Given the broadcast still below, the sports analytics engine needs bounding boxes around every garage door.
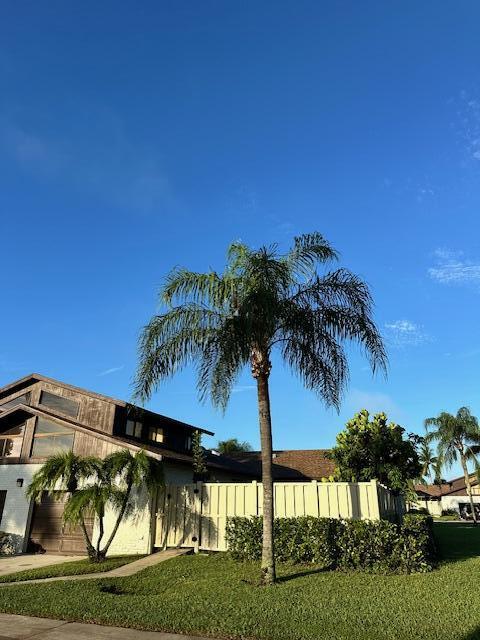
[29,492,94,554]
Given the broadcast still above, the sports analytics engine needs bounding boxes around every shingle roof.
[415,474,479,498]
[227,449,335,481]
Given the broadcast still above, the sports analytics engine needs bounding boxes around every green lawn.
[0,555,143,583]
[0,524,478,640]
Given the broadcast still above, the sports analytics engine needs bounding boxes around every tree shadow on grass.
[459,626,480,639]
[275,566,329,583]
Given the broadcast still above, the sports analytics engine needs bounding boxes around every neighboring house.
[0,373,254,555]
[226,449,336,481]
[414,475,480,516]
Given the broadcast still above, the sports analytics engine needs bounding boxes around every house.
[0,373,255,555]
[226,449,336,481]
[414,475,480,516]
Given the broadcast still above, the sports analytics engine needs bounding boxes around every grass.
[0,524,478,640]
[0,555,143,583]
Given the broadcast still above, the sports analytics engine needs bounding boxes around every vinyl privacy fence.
[154,480,404,552]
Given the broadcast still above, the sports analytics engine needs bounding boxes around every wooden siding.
[73,431,126,458]
[31,382,115,434]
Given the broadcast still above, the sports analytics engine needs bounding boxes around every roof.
[415,473,479,498]
[0,373,213,436]
[227,449,336,481]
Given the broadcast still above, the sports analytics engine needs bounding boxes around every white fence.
[155,480,403,552]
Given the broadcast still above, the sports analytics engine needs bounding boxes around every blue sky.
[1,2,480,475]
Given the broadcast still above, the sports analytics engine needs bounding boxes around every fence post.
[311,480,319,517]
[193,481,203,553]
[370,479,381,520]
[252,480,258,516]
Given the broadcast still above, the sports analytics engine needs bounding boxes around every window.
[0,392,31,412]
[185,435,192,451]
[0,423,25,458]
[149,427,164,444]
[126,420,142,438]
[0,491,6,528]
[39,391,79,418]
[31,417,74,458]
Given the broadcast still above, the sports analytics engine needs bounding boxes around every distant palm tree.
[217,438,253,454]
[425,407,480,524]
[134,232,386,584]
[415,440,439,511]
[27,451,100,557]
[418,441,438,484]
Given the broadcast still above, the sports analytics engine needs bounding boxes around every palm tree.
[134,232,387,583]
[63,449,163,561]
[417,440,438,484]
[425,407,480,524]
[27,451,101,557]
[415,440,439,511]
[217,438,253,454]
[28,449,163,561]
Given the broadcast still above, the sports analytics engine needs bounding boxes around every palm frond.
[284,232,339,278]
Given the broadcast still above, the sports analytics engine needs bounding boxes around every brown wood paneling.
[38,383,115,435]
[29,492,93,555]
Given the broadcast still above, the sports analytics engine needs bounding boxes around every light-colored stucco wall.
[412,499,443,516]
[92,487,155,557]
[91,464,195,557]
[0,464,42,552]
[441,495,480,512]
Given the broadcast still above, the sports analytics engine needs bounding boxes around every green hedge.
[225,514,436,574]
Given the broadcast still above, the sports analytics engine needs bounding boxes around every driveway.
[0,614,208,639]
[0,554,84,577]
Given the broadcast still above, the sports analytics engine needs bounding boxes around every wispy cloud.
[384,320,430,348]
[232,384,256,394]
[428,248,480,285]
[98,365,124,377]
[453,90,480,164]
[345,389,403,420]
[0,110,176,214]
[0,119,67,177]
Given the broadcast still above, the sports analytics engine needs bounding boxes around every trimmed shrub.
[225,514,436,574]
[336,519,398,572]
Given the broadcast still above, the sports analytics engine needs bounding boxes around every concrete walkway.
[0,549,189,587]
[0,554,85,577]
[0,613,209,639]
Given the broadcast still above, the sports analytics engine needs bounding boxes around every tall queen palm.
[134,233,387,584]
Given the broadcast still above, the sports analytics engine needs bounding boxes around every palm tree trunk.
[460,454,477,525]
[95,512,105,559]
[80,519,95,559]
[256,372,276,585]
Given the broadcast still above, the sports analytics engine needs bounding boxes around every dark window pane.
[31,417,74,458]
[31,434,74,458]
[126,420,135,436]
[0,423,25,437]
[39,391,79,418]
[0,393,31,411]
[35,417,73,435]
